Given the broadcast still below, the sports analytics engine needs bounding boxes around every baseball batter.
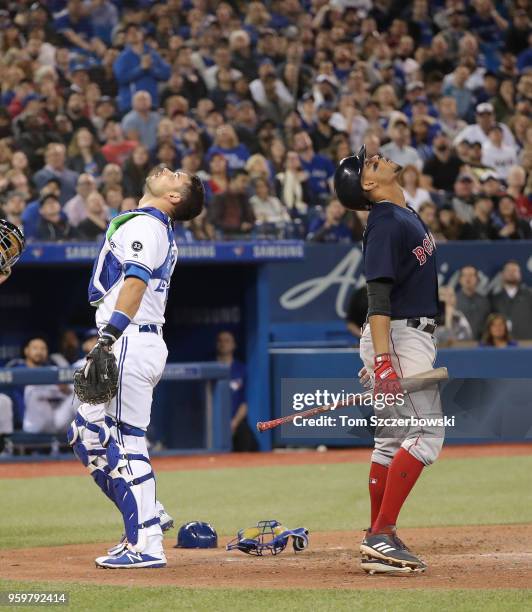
[68,167,204,568]
[335,147,443,574]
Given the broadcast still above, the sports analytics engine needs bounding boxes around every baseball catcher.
[0,219,25,285]
[69,167,204,569]
[334,147,443,574]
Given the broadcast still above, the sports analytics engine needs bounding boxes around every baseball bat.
[256,367,448,433]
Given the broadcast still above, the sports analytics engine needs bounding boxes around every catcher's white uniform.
[88,207,177,428]
[69,207,177,562]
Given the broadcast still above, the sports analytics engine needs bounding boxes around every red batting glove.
[373,353,403,398]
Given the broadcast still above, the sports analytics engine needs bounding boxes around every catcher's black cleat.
[360,530,427,573]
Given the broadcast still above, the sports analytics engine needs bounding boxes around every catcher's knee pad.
[402,435,444,466]
[67,409,104,467]
[67,410,116,504]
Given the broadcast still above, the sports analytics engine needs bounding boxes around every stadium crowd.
[0,0,529,243]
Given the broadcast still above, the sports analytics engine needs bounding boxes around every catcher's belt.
[0,219,25,272]
[226,520,309,555]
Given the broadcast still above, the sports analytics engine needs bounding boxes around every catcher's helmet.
[175,521,218,549]
[0,219,25,272]
[334,145,372,211]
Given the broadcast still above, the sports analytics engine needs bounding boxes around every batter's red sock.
[372,448,424,534]
[368,462,388,528]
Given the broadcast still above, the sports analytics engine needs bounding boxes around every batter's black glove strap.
[74,340,119,405]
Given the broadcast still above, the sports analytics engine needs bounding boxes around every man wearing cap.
[451,174,477,223]
[479,172,504,199]
[311,103,341,153]
[381,114,422,170]
[454,102,516,148]
[35,193,76,241]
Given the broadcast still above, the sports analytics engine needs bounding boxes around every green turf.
[0,582,530,612]
[1,455,531,550]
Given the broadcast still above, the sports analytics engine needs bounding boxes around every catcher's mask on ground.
[0,219,25,272]
[226,520,309,555]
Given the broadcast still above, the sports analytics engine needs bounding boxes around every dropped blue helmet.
[175,521,218,549]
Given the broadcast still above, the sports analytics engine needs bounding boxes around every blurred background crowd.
[0,0,530,244]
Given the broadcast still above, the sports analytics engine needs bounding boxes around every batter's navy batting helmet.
[334,145,371,211]
[0,219,25,272]
[175,521,218,548]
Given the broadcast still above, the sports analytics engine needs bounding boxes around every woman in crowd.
[268,138,286,175]
[493,194,531,240]
[249,177,290,225]
[506,165,532,219]
[400,164,432,212]
[275,150,311,217]
[245,154,272,185]
[67,128,107,177]
[207,152,230,197]
[480,314,517,348]
[122,145,151,199]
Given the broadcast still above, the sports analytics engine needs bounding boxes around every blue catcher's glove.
[226,520,309,556]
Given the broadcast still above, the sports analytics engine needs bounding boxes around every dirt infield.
[1,443,531,479]
[1,525,531,590]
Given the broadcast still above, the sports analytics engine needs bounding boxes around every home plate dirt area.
[1,525,531,590]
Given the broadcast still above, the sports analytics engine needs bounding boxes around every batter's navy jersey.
[363,201,439,318]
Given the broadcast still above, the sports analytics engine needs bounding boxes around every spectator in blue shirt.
[113,23,171,113]
[293,130,335,206]
[206,124,250,173]
[307,198,352,243]
[54,0,94,53]
[215,331,258,452]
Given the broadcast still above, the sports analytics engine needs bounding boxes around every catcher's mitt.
[74,341,119,404]
[0,219,25,273]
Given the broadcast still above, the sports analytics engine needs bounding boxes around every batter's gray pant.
[360,320,444,467]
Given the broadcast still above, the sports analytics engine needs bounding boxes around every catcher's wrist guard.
[100,324,121,345]
[102,311,131,343]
